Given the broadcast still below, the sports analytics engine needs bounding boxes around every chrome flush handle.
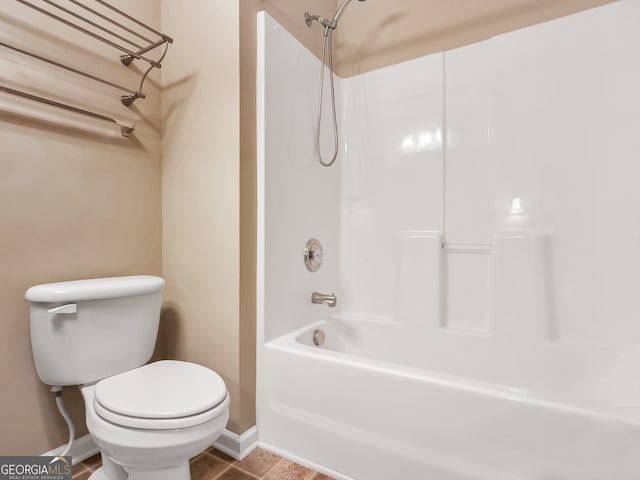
[48,304,77,314]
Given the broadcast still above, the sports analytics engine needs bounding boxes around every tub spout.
[311,292,337,308]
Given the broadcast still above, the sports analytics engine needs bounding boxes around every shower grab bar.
[0,84,135,137]
[442,243,492,254]
[0,42,143,97]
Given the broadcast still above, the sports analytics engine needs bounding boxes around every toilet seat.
[94,393,229,430]
[94,360,228,430]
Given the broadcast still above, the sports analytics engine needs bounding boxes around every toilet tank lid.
[25,275,165,303]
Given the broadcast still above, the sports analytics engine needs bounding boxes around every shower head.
[305,0,365,30]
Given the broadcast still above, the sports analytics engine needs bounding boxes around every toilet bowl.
[82,361,229,480]
[25,276,230,480]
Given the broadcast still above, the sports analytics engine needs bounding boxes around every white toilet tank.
[26,275,165,386]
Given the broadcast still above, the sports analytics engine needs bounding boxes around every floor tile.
[209,448,237,463]
[235,448,282,477]
[309,474,335,480]
[80,453,102,472]
[72,470,92,480]
[264,459,314,480]
[72,463,87,477]
[72,447,326,480]
[190,452,230,480]
[215,467,259,480]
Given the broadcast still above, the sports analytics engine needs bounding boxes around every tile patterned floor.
[72,447,334,480]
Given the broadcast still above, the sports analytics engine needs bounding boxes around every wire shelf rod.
[0,42,142,96]
[16,0,161,67]
[94,0,170,42]
[41,0,143,50]
[67,0,155,45]
[0,84,135,136]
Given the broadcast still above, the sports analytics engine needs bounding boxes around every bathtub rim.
[266,319,640,429]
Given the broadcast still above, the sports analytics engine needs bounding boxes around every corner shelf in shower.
[1,0,173,137]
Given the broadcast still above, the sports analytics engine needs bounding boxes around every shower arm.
[304,0,364,30]
[304,13,336,30]
[304,0,360,30]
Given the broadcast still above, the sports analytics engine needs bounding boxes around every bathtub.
[257,318,640,480]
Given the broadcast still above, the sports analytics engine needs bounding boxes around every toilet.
[26,275,229,480]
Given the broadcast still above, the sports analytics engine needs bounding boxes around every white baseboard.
[42,427,259,466]
[212,426,259,461]
[42,433,99,465]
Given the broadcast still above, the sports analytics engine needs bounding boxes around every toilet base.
[88,467,109,480]
[89,462,190,480]
[128,462,190,480]
[88,454,126,480]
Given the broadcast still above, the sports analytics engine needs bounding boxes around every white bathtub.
[258,318,640,480]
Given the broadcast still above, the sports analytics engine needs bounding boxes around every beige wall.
[0,1,162,455]
[160,1,245,432]
[335,0,616,76]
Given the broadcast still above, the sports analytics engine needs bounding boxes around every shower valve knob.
[304,239,324,272]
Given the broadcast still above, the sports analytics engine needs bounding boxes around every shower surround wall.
[258,1,640,479]
[258,13,341,343]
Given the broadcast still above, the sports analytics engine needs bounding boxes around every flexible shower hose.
[314,26,339,167]
[52,386,75,457]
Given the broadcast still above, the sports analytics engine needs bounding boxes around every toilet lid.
[94,360,227,420]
